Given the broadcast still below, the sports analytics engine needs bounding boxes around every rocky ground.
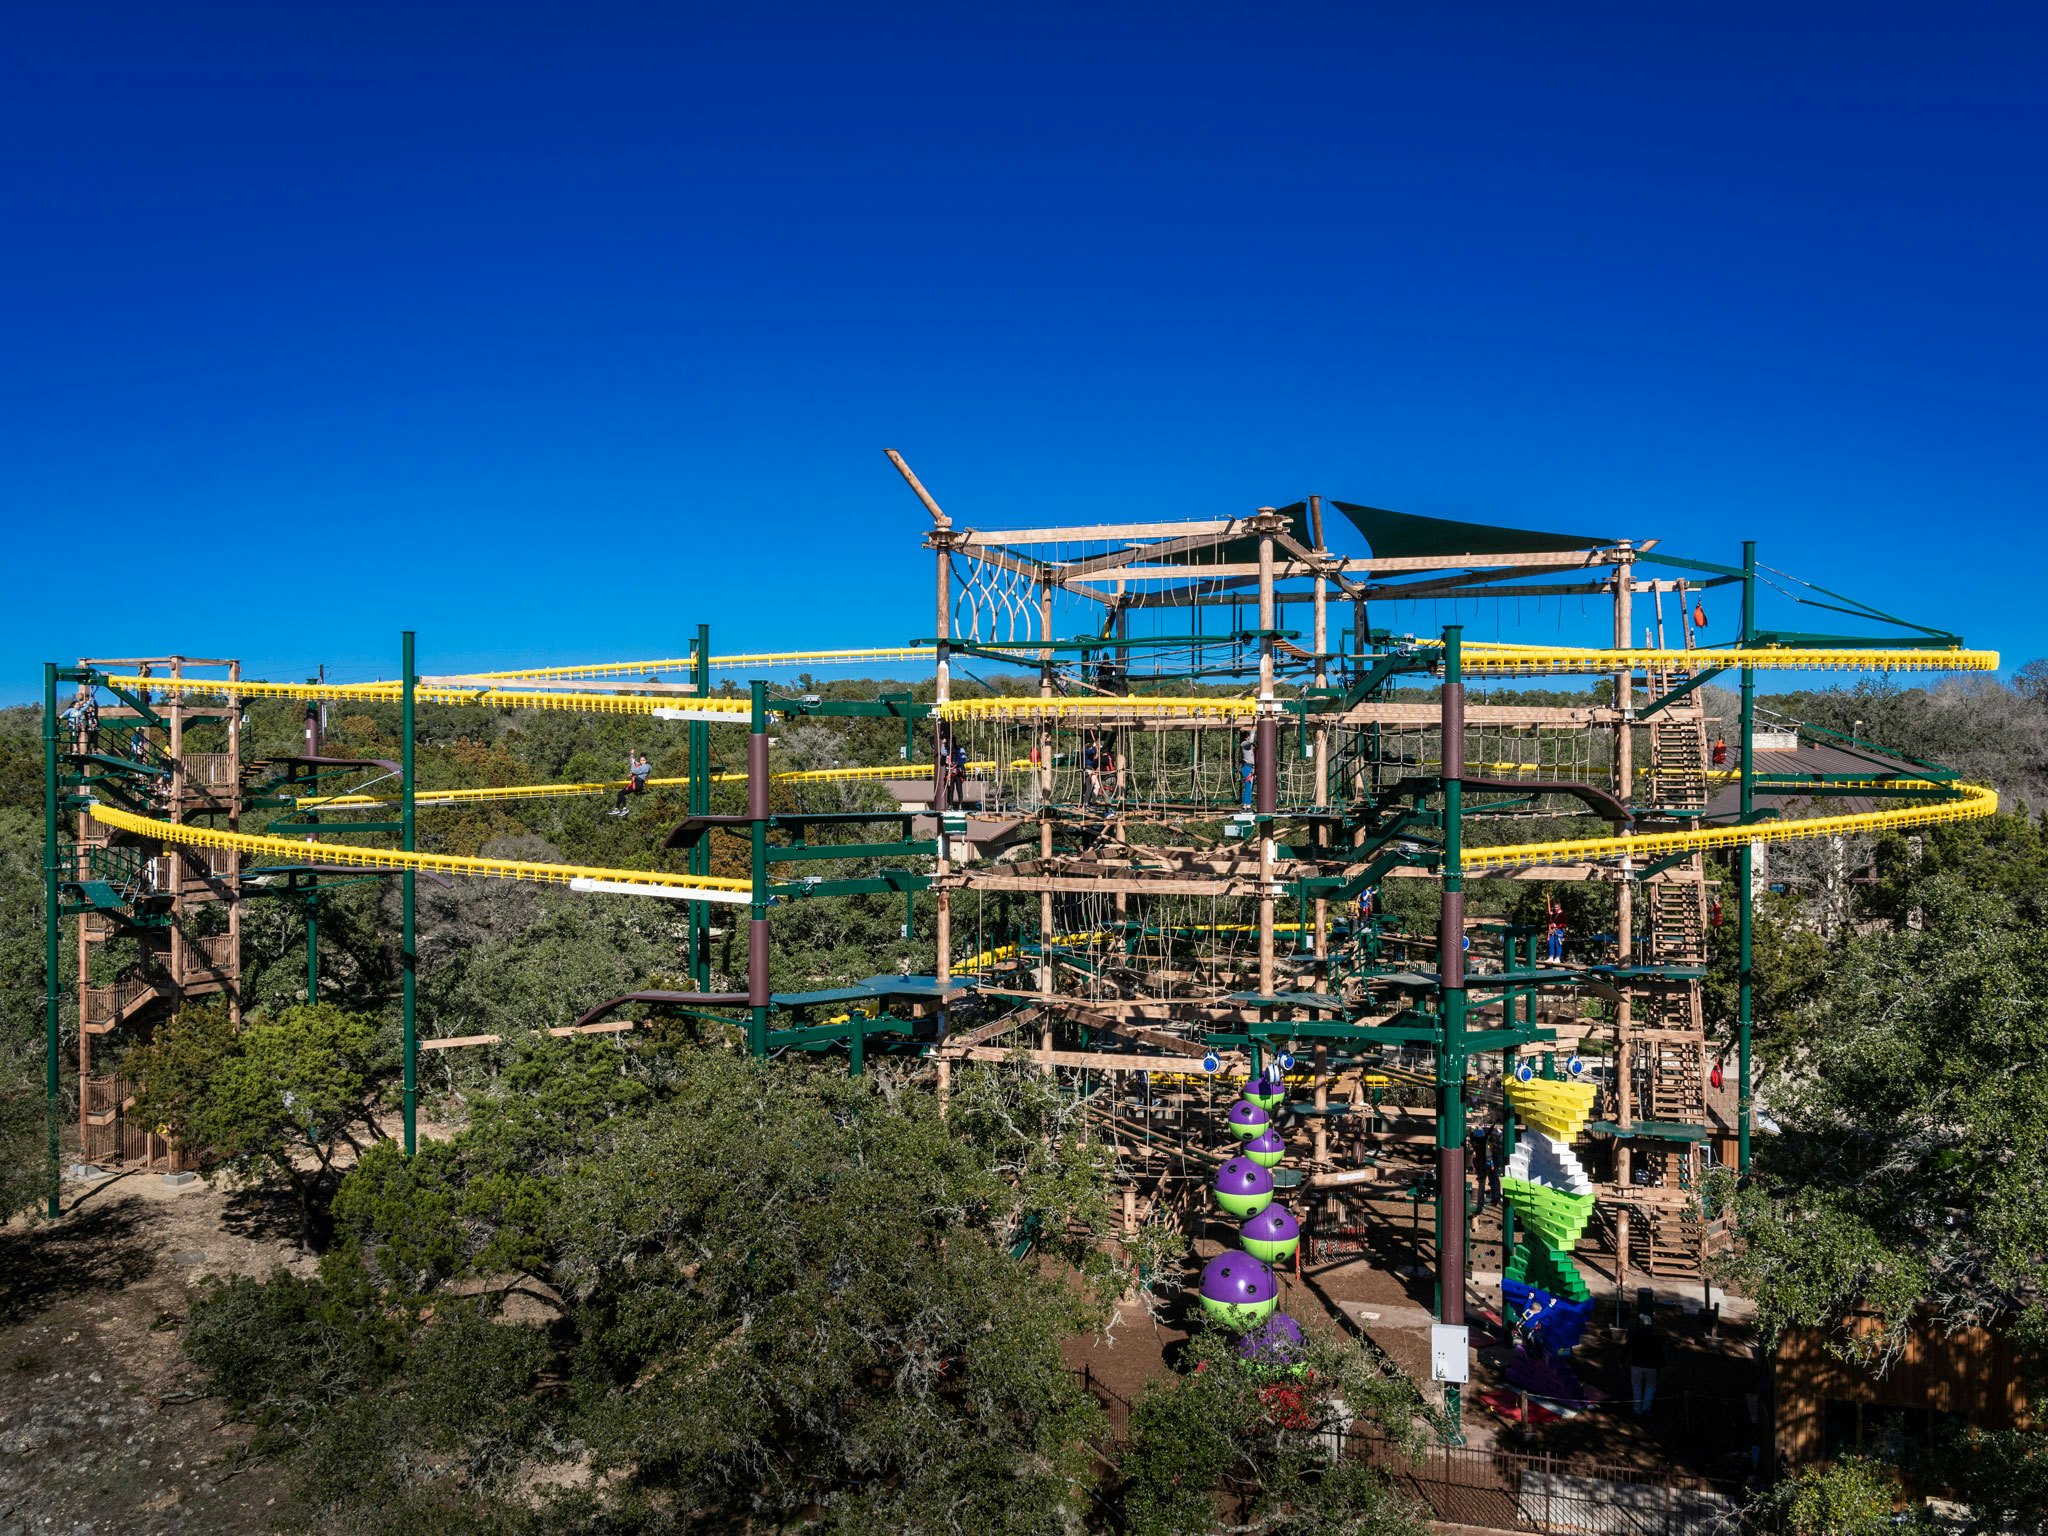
[0,1170,299,1536]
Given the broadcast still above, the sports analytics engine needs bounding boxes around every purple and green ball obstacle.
[1239,1201,1299,1263]
[1242,1069,1288,1112]
[1198,1250,1280,1329]
[1235,1311,1308,1374]
[1225,1100,1270,1140]
[1214,1157,1274,1218]
[1243,1127,1286,1169]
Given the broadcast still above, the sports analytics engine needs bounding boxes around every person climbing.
[1625,1313,1665,1418]
[1239,731,1256,809]
[1709,896,1724,928]
[1710,1056,1725,1091]
[1357,884,1377,923]
[951,739,968,793]
[1545,896,1567,964]
[1711,734,1728,767]
[611,751,652,815]
[1470,1119,1502,1211]
[1082,731,1101,804]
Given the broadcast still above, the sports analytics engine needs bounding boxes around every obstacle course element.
[1239,1202,1300,1264]
[1243,1128,1286,1169]
[1226,1100,1270,1139]
[1236,1312,1308,1375]
[1501,1070,1600,1369]
[1214,1157,1275,1219]
[1199,1251,1280,1328]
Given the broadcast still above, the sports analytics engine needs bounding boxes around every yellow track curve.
[98,674,756,719]
[82,641,2001,895]
[87,803,751,901]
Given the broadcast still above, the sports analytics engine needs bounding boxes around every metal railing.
[1350,1433,1748,1534]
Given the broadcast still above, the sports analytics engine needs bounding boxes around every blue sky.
[3,4,2042,701]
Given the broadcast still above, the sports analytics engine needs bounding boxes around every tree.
[132,1001,389,1246]
[1748,1457,1911,1535]
[1114,1327,1430,1536]
[187,1043,1130,1533]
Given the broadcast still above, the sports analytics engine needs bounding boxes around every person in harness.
[1545,896,1567,964]
[611,751,652,815]
[1711,734,1729,767]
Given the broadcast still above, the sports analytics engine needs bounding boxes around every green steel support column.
[42,663,62,1219]
[747,681,769,1058]
[1436,625,1467,1442]
[1500,936,1517,1261]
[305,888,319,1004]
[689,623,710,991]
[401,631,417,1156]
[1737,542,1757,1174]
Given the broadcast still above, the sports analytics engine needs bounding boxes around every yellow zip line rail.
[85,803,754,903]
[87,774,1998,905]
[1461,782,1998,873]
[1453,641,1998,676]
[98,674,757,720]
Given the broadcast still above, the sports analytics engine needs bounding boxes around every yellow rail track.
[86,803,751,899]
[1461,782,1997,872]
[1455,641,1997,676]
[99,674,756,719]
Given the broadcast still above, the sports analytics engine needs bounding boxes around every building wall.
[1774,1311,2030,1466]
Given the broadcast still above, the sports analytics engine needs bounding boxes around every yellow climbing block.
[1506,1078,1598,1144]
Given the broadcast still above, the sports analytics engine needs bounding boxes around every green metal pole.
[1737,543,1756,1175]
[305,888,319,1003]
[690,623,710,991]
[1437,624,1467,1442]
[401,631,417,1156]
[747,680,769,1058]
[1500,936,1517,1262]
[43,663,63,1218]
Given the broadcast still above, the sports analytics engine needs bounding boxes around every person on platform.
[1239,732,1256,808]
[1545,896,1567,963]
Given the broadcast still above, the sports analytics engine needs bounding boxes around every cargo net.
[957,888,1284,1015]
[1340,722,1612,802]
[944,716,1326,819]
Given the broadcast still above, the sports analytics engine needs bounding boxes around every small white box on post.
[1430,1324,1470,1384]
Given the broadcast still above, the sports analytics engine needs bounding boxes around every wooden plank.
[954,873,1260,896]
[956,520,1234,546]
[948,1043,1247,1073]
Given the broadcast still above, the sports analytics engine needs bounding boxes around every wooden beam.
[955,520,1234,546]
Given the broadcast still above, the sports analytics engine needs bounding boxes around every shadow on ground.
[0,1195,161,1325]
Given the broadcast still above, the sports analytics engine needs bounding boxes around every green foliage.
[1721,815,2048,1362]
[132,1001,390,1245]
[1749,1456,1909,1535]
[190,1041,1127,1532]
[1114,1328,1429,1536]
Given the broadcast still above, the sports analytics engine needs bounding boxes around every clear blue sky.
[4,4,2042,701]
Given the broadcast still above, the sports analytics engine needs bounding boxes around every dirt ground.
[0,1170,300,1536]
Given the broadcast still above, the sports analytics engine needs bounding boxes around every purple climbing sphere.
[1199,1250,1281,1328]
[1244,1127,1286,1169]
[1235,1311,1306,1369]
[1239,1202,1300,1262]
[1214,1157,1275,1218]
[1225,1099,1269,1139]
[1200,1250,1279,1305]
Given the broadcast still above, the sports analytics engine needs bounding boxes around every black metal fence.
[1351,1434,1749,1534]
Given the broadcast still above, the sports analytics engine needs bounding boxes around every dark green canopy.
[1330,500,1612,560]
